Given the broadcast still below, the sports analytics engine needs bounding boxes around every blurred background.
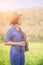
[0,0,43,65]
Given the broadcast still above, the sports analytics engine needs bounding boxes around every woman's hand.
[4,41,26,46]
[19,41,26,46]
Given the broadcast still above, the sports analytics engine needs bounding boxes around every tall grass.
[0,42,43,65]
[25,42,43,65]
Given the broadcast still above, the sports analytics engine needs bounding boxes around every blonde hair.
[9,12,22,25]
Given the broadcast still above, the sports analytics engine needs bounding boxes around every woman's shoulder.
[6,25,17,36]
[7,25,15,32]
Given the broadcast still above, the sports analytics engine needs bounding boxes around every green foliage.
[37,59,43,65]
[0,43,43,65]
[0,44,10,65]
[25,43,43,65]
[28,35,43,43]
[0,33,5,42]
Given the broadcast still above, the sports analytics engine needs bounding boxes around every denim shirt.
[4,25,26,52]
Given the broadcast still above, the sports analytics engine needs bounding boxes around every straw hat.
[9,12,22,25]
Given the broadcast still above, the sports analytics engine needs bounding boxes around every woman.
[4,12,28,65]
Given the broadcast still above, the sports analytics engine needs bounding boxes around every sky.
[0,0,43,12]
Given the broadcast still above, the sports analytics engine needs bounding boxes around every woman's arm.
[4,41,26,46]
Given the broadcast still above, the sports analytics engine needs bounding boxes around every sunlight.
[0,2,9,12]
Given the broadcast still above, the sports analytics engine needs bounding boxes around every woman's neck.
[15,24,19,28]
[13,24,21,31]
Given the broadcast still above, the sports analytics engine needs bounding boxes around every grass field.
[0,42,43,65]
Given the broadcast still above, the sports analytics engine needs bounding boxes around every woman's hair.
[9,12,22,25]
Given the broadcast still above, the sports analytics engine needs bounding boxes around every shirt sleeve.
[4,28,13,42]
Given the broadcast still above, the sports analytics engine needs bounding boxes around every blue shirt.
[4,25,26,52]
